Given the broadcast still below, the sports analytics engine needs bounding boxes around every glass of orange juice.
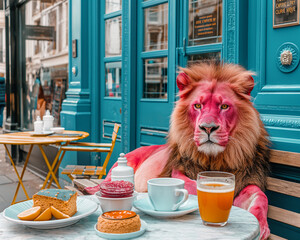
[197,171,235,227]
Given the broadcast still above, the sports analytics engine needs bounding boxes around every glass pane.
[144,3,168,51]
[0,29,3,63]
[189,0,222,46]
[21,0,69,130]
[144,58,168,99]
[105,62,122,97]
[187,52,221,65]
[106,0,122,14]
[105,16,122,57]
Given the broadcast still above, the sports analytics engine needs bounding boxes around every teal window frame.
[101,1,122,100]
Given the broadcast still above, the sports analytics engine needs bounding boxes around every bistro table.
[0,194,260,240]
[0,130,89,204]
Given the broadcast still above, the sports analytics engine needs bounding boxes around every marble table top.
[0,194,260,240]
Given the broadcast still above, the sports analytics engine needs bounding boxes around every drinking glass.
[197,171,235,226]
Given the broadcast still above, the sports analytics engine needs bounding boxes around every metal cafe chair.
[61,123,120,181]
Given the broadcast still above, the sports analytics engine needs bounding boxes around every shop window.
[144,3,168,51]
[143,58,168,99]
[106,0,122,14]
[188,0,223,46]
[22,0,69,130]
[105,16,122,57]
[105,62,122,97]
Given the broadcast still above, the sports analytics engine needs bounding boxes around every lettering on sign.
[273,0,299,28]
[194,12,218,38]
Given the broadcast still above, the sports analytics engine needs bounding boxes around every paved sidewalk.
[0,136,45,212]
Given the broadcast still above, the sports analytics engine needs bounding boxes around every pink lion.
[87,63,270,239]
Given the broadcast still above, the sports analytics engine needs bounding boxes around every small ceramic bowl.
[50,127,65,134]
[95,191,137,213]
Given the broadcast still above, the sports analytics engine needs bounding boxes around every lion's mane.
[160,63,270,196]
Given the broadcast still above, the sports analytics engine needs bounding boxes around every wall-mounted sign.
[273,0,299,28]
[193,11,218,39]
[24,25,55,41]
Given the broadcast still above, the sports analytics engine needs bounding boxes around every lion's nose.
[199,123,219,134]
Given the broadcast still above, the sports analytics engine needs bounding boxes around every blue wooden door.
[99,1,123,170]
[248,1,300,238]
[136,0,176,147]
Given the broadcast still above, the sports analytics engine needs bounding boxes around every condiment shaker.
[43,110,54,131]
[34,116,43,133]
[111,153,134,184]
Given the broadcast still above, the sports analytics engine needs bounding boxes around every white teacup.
[147,178,189,211]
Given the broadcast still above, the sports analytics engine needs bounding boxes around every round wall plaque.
[276,42,299,73]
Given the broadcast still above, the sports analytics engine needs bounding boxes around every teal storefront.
[61,1,300,237]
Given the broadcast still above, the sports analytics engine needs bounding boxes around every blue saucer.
[133,195,198,218]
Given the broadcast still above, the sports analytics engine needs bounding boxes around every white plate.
[94,219,147,239]
[30,131,54,136]
[3,197,98,229]
[133,195,198,218]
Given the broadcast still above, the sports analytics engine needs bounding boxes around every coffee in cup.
[147,178,189,211]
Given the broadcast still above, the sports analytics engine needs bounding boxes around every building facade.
[4,0,300,238]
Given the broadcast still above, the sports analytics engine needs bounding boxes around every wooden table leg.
[41,147,62,189]
[4,144,31,204]
[47,149,66,188]
[38,145,61,189]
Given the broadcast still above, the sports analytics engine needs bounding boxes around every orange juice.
[197,183,234,223]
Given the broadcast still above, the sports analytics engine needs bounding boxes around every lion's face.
[169,63,259,160]
[188,81,238,156]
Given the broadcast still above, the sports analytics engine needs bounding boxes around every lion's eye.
[194,104,202,109]
[221,104,229,110]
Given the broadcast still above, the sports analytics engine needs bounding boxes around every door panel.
[251,0,300,150]
[100,1,122,170]
[137,1,172,146]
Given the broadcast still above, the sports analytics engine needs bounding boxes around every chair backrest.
[101,123,120,173]
[267,150,300,240]
[111,123,120,143]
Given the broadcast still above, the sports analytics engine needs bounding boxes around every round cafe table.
[0,194,260,240]
[0,130,89,204]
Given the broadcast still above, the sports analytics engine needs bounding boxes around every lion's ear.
[176,72,191,91]
[246,75,254,96]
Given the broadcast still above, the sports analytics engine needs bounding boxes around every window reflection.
[22,0,69,129]
[144,58,168,99]
[105,16,122,57]
[189,0,222,46]
[105,62,122,97]
[25,68,68,129]
[144,3,168,51]
[187,52,221,66]
[106,0,122,14]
